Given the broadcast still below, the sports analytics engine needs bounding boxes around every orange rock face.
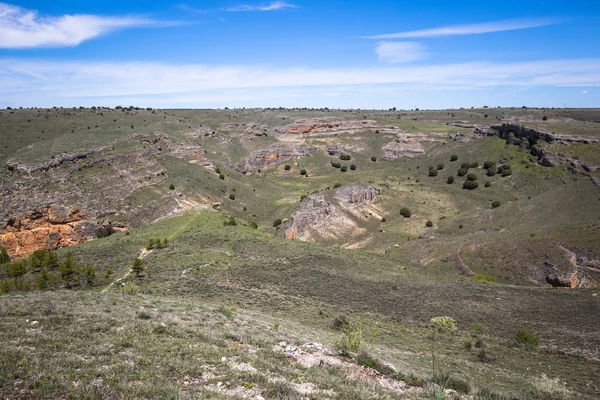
[284,124,336,134]
[0,207,93,260]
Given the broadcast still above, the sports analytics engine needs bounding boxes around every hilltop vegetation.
[1,106,599,398]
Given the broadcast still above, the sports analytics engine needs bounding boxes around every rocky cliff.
[0,206,102,259]
[237,143,318,174]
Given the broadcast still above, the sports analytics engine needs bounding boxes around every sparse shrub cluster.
[0,250,99,293]
[430,316,457,331]
[145,238,169,250]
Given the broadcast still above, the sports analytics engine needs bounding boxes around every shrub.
[96,225,115,238]
[146,239,156,250]
[249,221,258,229]
[399,207,412,218]
[447,176,455,184]
[491,200,501,208]
[340,154,351,161]
[229,193,235,200]
[331,162,341,168]
[224,216,237,226]
[430,316,457,331]
[84,265,97,286]
[457,168,468,177]
[340,166,348,172]
[470,161,479,168]
[284,164,291,170]
[169,184,175,190]
[501,169,512,177]
[473,274,497,283]
[460,162,471,169]
[334,321,364,355]
[273,219,282,227]
[483,161,495,169]
[542,115,548,121]
[486,167,497,177]
[380,217,386,223]
[123,282,139,295]
[467,322,489,336]
[132,257,145,277]
[466,173,477,181]
[350,164,356,170]
[333,183,342,188]
[220,304,236,319]
[512,328,539,347]
[332,315,349,331]
[485,181,491,187]
[215,167,221,174]
[428,169,438,177]
[436,163,444,170]
[463,180,479,190]
[426,220,433,227]
[219,173,225,180]
[300,169,307,175]
[450,155,458,162]
[0,248,10,264]
[356,350,396,375]
[371,156,377,162]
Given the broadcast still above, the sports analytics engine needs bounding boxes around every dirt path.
[101,247,153,293]
[456,241,476,276]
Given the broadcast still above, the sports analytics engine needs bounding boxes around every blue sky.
[0,0,599,108]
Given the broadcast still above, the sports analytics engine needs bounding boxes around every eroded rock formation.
[285,194,335,240]
[382,132,446,160]
[334,184,381,205]
[0,206,102,259]
[237,143,318,174]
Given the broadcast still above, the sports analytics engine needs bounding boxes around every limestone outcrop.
[333,184,381,206]
[0,206,102,259]
[382,132,446,160]
[237,143,318,174]
[285,194,335,240]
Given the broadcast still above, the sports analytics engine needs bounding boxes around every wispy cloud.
[581,90,589,94]
[0,2,176,48]
[225,2,297,12]
[363,18,561,39]
[375,42,427,63]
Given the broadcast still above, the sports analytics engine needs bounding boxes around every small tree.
[300,169,307,175]
[486,167,497,177]
[146,239,155,250]
[350,164,356,171]
[0,248,10,264]
[284,164,291,170]
[132,257,145,277]
[273,219,282,227]
[84,265,97,286]
[7,261,27,278]
[450,155,458,162]
[470,161,479,168]
[483,161,496,170]
[436,163,444,170]
[399,207,412,218]
[463,180,479,190]
[491,200,501,208]
[169,184,175,190]
[429,169,438,177]
[461,162,471,170]
[457,168,468,177]
[466,173,478,181]
[485,181,491,187]
[59,252,78,288]
[229,193,235,200]
[447,176,455,184]
[426,220,433,227]
[340,166,348,172]
[371,156,377,162]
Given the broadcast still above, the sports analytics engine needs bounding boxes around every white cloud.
[0,58,598,107]
[581,89,589,94]
[0,2,172,48]
[225,2,297,12]
[375,41,427,63]
[363,18,560,39]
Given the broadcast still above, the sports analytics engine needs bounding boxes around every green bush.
[300,169,307,175]
[219,173,225,180]
[486,167,497,176]
[483,161,496,169]
[450,155,458,161]
[491,200,501,208]
[501,169,512,177]
[169,184,175,190]
[485,181,491,187]
[96,225,115,238]
[132,257,145,277]
[460,162,471,169]
[463,180,479,190]
[473,274,497,283]
[340,154,351,161]
[350,164,356,170]
[224,216,237,226]
[340,166,348,172]
[431,316,457,331]
[371,156,377,162]
[457,168,468,177]
[428,169,438,177]
[436,163,444,170]
[333,183,342,188]
[467,322,489,336]
[399,207,412,218]
[284,164,291,170]
[466,173,478,181]
[123,282,140,295]
[470,161,479,168]
[0,248,11,264]
[512,328,540,347]
[426,220,433,227]
[447,176,455,184]
[249,221,258,229]
[333,321,368,355]
[380,217,386,223]
[273,219,282,227]
[229,193,235,200]
[331,162,341,168]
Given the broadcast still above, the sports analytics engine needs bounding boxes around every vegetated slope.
[1,210,599,399]
[0,106,599,288]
